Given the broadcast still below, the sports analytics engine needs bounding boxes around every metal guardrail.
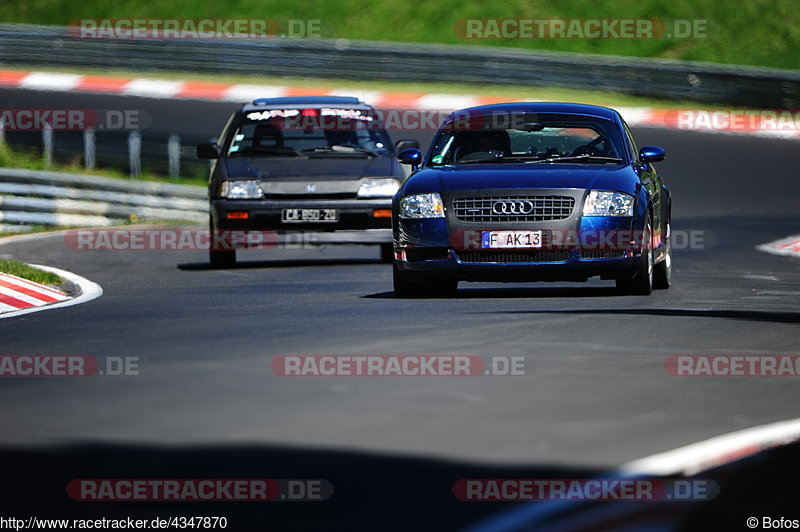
[0,168,207,228]
[1,24,800,108]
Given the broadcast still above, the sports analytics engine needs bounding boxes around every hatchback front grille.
[457,250,571,264]
[453,196,575,222]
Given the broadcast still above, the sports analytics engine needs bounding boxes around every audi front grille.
[456,250,572,264]
[453,196,575,222]
[579,249,628,260]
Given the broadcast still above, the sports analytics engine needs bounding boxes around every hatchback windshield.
[227,109,392,157]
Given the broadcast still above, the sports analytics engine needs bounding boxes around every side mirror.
[395,139,420,152]
[197,142,220,159]
[397,148,423,171]
[639,146,665,164]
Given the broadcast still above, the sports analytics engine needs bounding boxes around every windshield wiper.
[301,146,378,157]
[231,147,304,157]
[525,154,624,164]
[457,158,503,165]
[456,155,534,164]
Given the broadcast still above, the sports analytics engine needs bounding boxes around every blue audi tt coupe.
[392,103,671,297]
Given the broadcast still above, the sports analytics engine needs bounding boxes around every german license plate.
[281,209,339,223]
[482,230,543,248]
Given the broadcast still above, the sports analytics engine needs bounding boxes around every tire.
[393,262,457,298]
[616,214,653,295]
[208,217,236,268]
[380,243,394,263]
[653,220,672,289]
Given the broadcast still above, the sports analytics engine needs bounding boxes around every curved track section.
[0,88,798,530]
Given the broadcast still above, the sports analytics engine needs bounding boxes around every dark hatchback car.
[392,103,671,297]
[198,96,416,267]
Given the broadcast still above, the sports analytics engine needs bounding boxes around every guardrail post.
[168,133,180,180]
[128,131,141,178]
[84,128,96,171]
[42,122,53,168]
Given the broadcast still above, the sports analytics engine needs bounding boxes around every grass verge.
[0,259,63,285]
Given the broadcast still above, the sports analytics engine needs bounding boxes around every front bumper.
[393,189,647,282]
[396,247,639,282]
[211,198,393,244]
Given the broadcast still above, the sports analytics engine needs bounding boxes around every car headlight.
[399,193,445,218]
[220,180,263,200]
[582,191,634,217]
[357,178,401,198]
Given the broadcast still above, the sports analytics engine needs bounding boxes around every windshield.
[428,113,626,165]
[227,109,392,157]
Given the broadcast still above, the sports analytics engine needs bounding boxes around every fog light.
[227,211,249,220]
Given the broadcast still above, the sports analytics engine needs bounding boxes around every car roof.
[241,96,371,112]
[447,102,621,121]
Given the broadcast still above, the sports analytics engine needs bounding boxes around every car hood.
[403,164,640,196]
[224,156,396,195]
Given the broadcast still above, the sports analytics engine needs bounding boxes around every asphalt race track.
[0,88,799,530]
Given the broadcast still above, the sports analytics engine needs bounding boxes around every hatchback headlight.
[399,193,445,218]
[220,180,263,200]
[582,191,634,217]
[357,178,401,198]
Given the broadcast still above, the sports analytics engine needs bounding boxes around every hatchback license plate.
[281,209,339,223]
[482,230,543,248]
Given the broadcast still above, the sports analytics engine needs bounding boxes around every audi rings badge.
[492,200,535,215]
